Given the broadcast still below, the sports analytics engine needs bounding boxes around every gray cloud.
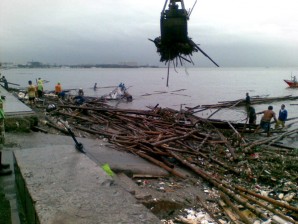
[1,0,298,67]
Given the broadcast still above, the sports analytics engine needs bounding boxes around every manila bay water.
[3,67,298,124]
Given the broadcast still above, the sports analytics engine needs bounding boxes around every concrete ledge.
[5,115,38,132]
[14,145,160,224]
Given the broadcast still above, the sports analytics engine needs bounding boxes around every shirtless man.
[255,106,277,137]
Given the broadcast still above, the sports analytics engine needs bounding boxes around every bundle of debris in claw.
[151,36,198,65]
[150,0,219,67]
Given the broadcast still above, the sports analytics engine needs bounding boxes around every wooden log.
[167,143,240,175]
[45,120,69,135]
[133,150,187,179]
[57,111,99,123]
[161,145,199,155]
[227,121,246,144]
[151,130,198,146]
[238,192,297,224]
[220,192,253,224]
[59,105,159,117]
[242,128,298,151]
[268,128,298,146]
[219,200,241,224]
[236,186,298,213]
[167,151,279,222]
[73,124,114,137]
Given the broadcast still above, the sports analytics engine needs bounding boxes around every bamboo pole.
[133,150,186,179]
[236,186,298,213]
[220,192,253,224]
[167,151,285,222]
[151,130,198,146]
[238,191,297,224]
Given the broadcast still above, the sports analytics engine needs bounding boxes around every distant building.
[27,61,44,68]
[1,62,18,69]
[118,62,138,67]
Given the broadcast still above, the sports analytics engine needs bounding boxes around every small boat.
[284,76,298,87]
[101,83,133,102]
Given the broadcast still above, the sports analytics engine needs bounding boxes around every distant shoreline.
[2,64,160,69]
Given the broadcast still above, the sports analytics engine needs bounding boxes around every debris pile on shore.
[19,94,298,223]
[188,95,298,110]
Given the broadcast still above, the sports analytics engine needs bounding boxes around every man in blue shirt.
[275,104,288,129]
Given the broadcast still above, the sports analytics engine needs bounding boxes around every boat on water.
[284,76,298,87]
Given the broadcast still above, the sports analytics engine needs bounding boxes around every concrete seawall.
[14,145,160,223]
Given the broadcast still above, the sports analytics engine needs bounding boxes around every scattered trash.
[101,163,114,177]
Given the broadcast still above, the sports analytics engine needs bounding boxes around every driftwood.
[236,186,298,213]
[242,128,298,151]
[188,95,298,110]
[238,191,297,224]
[220,192,252,224]
[27,93,298,223]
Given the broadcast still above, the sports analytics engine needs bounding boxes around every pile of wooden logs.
[35,96,298,223]
[188,95,298,111]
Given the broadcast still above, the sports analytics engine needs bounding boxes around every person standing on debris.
[255,106,277,137]
[275,104,288,129]
[55,82,62,95]
[73,88,85,105]
[247,106,257,125]
[37,80,44,98]
[245,93,251,106]
[37,78,43,85]
[27,80,36,105]
[78,88,84,96]
[0,76,8,90]
[55,82,66,99]
[93,83,97,90]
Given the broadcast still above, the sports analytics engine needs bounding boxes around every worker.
[55,82,62,95]
[27,80,36,106]
[37,80,44,98]
[55,82,66,99]
[255,106,277,137]
[247,106,256,125]
[245,92,251,110]
[37,78,43,85]
[78,88,84,96]
[0,76,8,90]
[275,104,288,129]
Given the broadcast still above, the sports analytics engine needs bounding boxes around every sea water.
[2,67,298,124]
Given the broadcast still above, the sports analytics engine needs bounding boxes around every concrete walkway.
[0,86,34,117]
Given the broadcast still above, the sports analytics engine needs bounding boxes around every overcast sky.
[1,0,298,67]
